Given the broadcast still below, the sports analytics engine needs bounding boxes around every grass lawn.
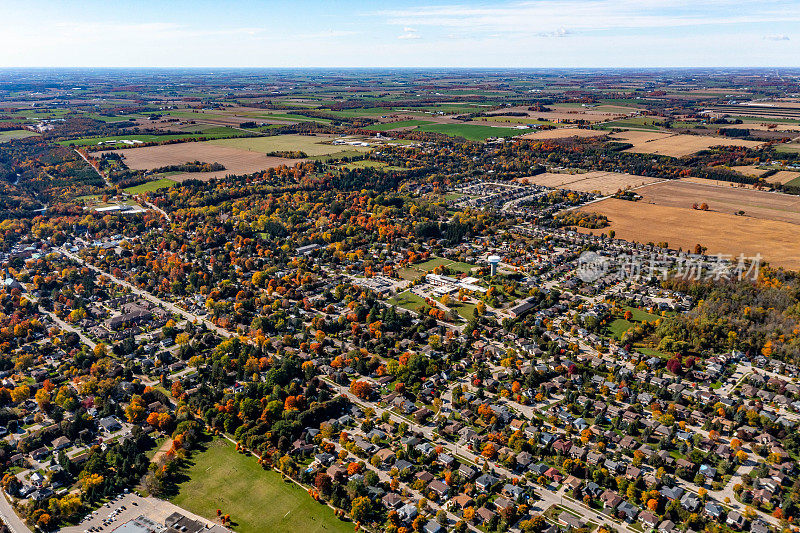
[389,291,427,312]
[635,346,672,360]
[623,305,661,322]
[445,260,476,273]
[414,257,453,271]
[606,306,661,340]
[172,438,352,533]
[365,120,433,131]
[607,318,635,340]
[0,130,39,143]
[416,123,520,141]
[396,267,423,281]
[441,192,464,201]
[413,257,476,274]
[453,301,477,320]
[124,178,177,194]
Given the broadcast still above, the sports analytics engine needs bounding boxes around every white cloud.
[764,34,790,41]
[398,27,420,40]
[538,27,572,38]
[376,0,800,33]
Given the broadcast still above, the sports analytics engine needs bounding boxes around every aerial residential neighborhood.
[1,1,800,533]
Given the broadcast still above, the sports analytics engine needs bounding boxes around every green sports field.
[172,438,352,533]
[388,291,427,312]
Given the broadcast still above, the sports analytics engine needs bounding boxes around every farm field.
[0,130,39,142]
[208,134,369,156]
[517,128,607,141]
[635,180,800,225]
[730,165,769,177]
[609,131,763,156]
[577,198,800,269]
[595,116,664,130]
[766,170,800,185]
[482,104,635,124]
[679,177,760,189]
[416,123,520,140]
[776,142,800,153]
[123,178,177,194]
[519,171,661,195]
[58,129,246,147]
[366,119,432,131]
[172,438,352,533]
[99,142,302,181]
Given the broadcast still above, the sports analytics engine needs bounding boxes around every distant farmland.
[578,198,800,269]
[609,131,763,157]
[517,128,607,141]
[417,123,520,140]
[0,130,39,143]
[519,171,661,195]
[99,142,303,181]
[366,120,432,131]
[636,180,800,225]
[58,129,246,147]
[208,134,370,156]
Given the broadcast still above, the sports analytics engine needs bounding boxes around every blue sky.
[2,0,799,67]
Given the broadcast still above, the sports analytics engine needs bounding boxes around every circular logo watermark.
[576,251,609,282]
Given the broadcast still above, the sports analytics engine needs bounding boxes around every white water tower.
[488,255,501,276]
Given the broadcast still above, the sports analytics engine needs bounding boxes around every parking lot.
[61,492,217,533]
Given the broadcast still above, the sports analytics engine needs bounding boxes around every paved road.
[34,301,97,350]
[323,378,631,533]
[59,247,233,340]
[0,491,32,533]
[74,149,111,188]
[142,200,171,222]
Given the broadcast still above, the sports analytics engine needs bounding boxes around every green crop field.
[209,134,370,156]
[85,114,135,123]
[416,123,519,140]
[58,129,246,147]
[365,120,432,131]
[775,143,800,154]
[595,117,663,131]
[247,112,332,124]
[0,130,39,143]
[172,438,352,533]
[123,178,177,194]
